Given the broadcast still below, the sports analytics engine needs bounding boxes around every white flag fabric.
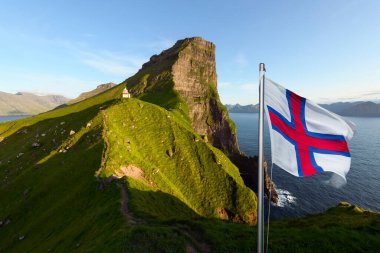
[264,78,355,184]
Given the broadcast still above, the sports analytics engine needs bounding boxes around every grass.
[266,203,380,253]
[99,98,256,222]
[0,82,259,252]
[0,112,128,252]
[0,82,379,252]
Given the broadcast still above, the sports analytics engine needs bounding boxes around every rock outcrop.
[69,82,117,104]
[171,38,239,154]
[127,37,239,154]
[124,37,277,202]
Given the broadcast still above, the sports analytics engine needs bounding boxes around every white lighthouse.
[122,88,131,98]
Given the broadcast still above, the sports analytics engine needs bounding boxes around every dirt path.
[100,110,143,225]
[100,108,208,250]
[120,182,144,225]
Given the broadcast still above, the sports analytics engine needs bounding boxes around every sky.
[0,0,379,105]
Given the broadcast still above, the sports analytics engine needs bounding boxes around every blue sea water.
[230,113,380,219]
[0,115,30,123]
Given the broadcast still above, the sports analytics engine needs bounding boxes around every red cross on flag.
[264,78,356,183]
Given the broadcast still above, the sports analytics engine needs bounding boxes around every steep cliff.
[125,37,239,154]
[124,37,277,202]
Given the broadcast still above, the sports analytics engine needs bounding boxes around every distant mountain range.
[0,83,117,116]
[227,101,380,117]
[0,91,69,116]
[226,104,260,113]
[337,101,380,117]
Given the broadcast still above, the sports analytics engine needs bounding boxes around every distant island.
[227,101,380,117]
[0,91,69,116]
[0,83,117,116]
[226,103,260,113]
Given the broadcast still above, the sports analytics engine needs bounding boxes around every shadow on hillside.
[231,154,278,203]
[121,179,200,222]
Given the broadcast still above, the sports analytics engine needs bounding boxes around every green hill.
[0,38,257,252]
[0,37,379,253]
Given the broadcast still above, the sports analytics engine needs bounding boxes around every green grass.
[0,81,258,252]
[0,83,124,138]
[99,98,256,222]
[0,113,128,252]
[266,203,380,253]
[0,77,379,252]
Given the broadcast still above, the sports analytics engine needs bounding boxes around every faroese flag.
[264,79,355,183]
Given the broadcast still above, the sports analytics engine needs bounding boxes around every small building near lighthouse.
[122,88,131,98]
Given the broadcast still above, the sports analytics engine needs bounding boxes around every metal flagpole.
[257,63,266,253]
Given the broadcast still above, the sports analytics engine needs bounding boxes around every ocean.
[230,113,380,219]
[0,115,30,123]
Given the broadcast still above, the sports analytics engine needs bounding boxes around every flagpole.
[257,63,266,253]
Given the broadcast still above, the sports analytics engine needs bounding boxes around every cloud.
[219,82,232,88]
[3,28,147,77]
[75,37,175,76]
[361,90,380,97]
[315,89,380,103]
[240,83,256,91]
[218,81,259,105]
[80,50,146,77]
[0,25,162,78]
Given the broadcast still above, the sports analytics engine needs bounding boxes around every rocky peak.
[69,82,116,104]
[171,37,238,154]
[129,37,239,154]
[96,82,116,90]
[124,37,278,202]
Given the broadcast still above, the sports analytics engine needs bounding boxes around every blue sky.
[0,0,379,104]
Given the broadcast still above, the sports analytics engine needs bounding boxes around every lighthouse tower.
[122,88,131,98]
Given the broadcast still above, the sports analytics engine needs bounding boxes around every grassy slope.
[0,82,258,252]
[193,202,380,253]
[0,86,128,252]
[99,98,256,222]
[267,202,380,253]
[0,81,379,252]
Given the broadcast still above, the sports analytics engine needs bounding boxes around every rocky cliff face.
[127,37,239,154]
[171,38,239,154]
[125,37,277,202]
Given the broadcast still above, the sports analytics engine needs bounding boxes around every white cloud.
[218,81,259,105]
[77,49,147,77]
[240,83,256,91]
[219,82,232,88]
[314,89,380,104]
